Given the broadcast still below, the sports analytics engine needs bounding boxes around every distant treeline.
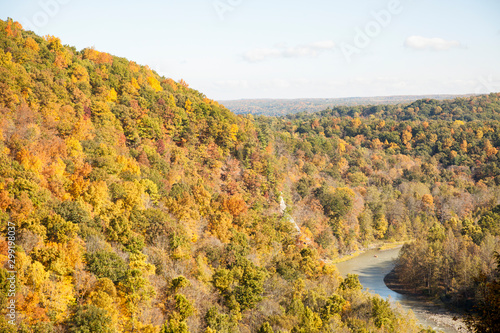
[221,94,470,116]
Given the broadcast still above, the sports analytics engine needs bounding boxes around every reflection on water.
[335,247,465,333]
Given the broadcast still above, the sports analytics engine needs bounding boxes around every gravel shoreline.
[384,269,469,332]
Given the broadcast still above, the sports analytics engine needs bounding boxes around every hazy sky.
[1,0,500,100]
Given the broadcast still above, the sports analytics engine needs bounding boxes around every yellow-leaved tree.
[147,76,163,92]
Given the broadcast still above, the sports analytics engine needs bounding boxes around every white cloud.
[404,36,461,51]
[243,40,335,62]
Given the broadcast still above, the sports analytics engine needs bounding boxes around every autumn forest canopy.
[0,18,499,332]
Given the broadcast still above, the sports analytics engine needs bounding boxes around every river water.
[335,247,466,333]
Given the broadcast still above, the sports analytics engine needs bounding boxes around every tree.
[171,276,190,292]
[371,297,395,329]
[68,305,113,333]
[292,307,322,333]
[160,318,190,333]
[55,200,92,226]
[316,186,355,219]
[86,251,127,282]
[321,294,346,321]
[174,294,195,321]
[44,214,79,243]
[296,177,313,198]
[258,322,274,333]
[421,194,435,211]
[234,262,266,311]
[465,252,500,332]
[484,139,498,157]
[401,128,412,145]
[148,76,163,92]
[118,253,155,328]
[372,213,388,239]
[205,307,238,333]
[340,274,362,291]
[106,88,117,102]
[208,211,233,243]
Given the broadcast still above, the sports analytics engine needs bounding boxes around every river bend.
[335,247,466,333]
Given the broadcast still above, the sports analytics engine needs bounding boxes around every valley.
[0,16,498,332]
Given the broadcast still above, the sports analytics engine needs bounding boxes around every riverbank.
[384,268,425,298]
[384,269,468,332]
[335,247,468,333]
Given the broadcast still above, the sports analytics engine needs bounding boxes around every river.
[335,247,467,333]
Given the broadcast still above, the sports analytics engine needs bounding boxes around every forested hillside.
[0,18,425,332]
[0,17,498,332]
[255,93,500,331]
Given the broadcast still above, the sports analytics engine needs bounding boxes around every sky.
[1,0,500,100]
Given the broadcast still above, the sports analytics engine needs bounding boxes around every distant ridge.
[220,94,475,116]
